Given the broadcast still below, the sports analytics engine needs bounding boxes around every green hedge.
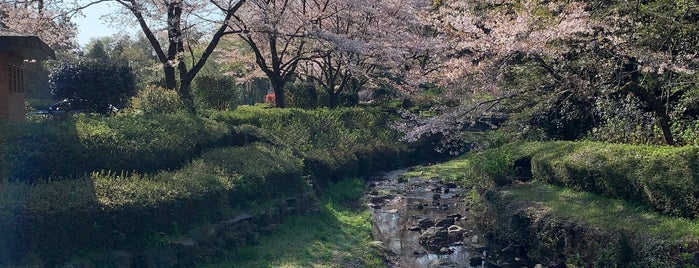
[484,142,699,218]
[1,106,423,265]
[209,106,415,184]
[1,112,231,182]
[0,143,308,266]
[530,142,699,218]
[2,106,415,183]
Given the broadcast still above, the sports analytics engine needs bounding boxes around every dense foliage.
[399,0,699,149]
[0,106,423,265]
[49,60,137,113]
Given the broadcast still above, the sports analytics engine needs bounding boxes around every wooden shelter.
[0,28,56,121]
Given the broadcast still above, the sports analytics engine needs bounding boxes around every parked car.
[30,99,118,115]
[48,98,86,114]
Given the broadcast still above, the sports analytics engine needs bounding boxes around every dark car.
[45,98,118,115]
[48,98,86,114]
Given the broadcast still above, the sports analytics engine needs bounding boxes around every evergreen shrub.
[0,143,309,265]
[492,142,699,218]
[49,60,137,113]
[0,112,230,182]
[127,86,184,114]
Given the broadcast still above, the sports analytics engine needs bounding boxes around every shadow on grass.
[204,178,383,268]
[509,182,699,241]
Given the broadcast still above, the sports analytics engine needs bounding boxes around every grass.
[403,143,699,242]
[402,157,487,188]
[508,182,699,241]
[202,178,386,268]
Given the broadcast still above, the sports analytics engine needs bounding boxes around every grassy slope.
[204,178,387,268]
[404,141,699,245]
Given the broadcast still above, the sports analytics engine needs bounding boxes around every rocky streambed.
[367,169,531,268]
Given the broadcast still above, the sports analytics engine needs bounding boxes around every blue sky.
[73,2,137,47]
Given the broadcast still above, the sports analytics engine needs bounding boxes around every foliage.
[224,0,432,108]
[0,106,417,265]
[398,0,699,147]
[204,178,382,268]
[49,59,137,113]
[99,0,246,104]
[0,143,309,265]
[210,106,412,184]
[126,86,185,114]
[0,1,77,49]
[410,141,699,219]
[528,142,699,218]
[193,75,241,110]
[0,111,230,182]
[485,185,699,267]
[286,81,318,109]
[82,35,163,88]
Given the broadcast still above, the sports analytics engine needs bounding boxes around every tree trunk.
[179,76,196,111]
[328,92,338,109]
[272,79,286,108]
[623,82,676,145]
[657,115,675,146]
[164,65,177,90]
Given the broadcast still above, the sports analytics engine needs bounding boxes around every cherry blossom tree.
[224,0,330,108]
[1,0,78,49]
[398,0,699,148]
[297,0,434,108]
[110,0,246,107]
[225,0,433,108]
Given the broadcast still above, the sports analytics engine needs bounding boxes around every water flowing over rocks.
[367,169,532,268]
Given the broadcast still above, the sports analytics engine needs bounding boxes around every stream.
[367,169,531,268]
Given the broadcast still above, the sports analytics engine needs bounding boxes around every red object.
[265,93,276,106]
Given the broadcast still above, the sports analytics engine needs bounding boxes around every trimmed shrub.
[1,112,231,182]
[479,142,699,218]
[193,75,240,110]
[210,106,413,184]
[0,143,309,266]
[127,86,185,114]
[49,60,136,113]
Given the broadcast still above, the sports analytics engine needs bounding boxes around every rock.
[447,213,463,220]
[469,256,484,266]
[484,261,502,268]
[447,225,466,242]
[413,250,427,256]
[435,217,455,227]
[143,247,178,268]
[439,204,449,210]
[370,196,384,204]
[428,258,460,267]
[416,204,424,210]
[432,193,441,201]
[418,227,450,251]
[439,247,455,254]
[408,226,422,232]
[445,182,457,188]
[417,218,435,229]
[368,240,394,256]
[368,203,382,209]
[171,238,198,266]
